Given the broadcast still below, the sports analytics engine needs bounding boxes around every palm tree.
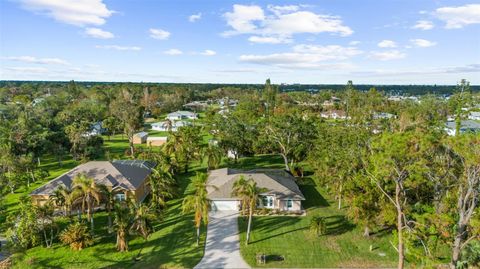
[36,202,57,248]
[72,174,101,232]
[182,172,211,246]
[202,144,223,171]
[50,186,81,218]
[149,167,175,212]
[310,216,327,237]
[114,204,131,252]
[162,119,173,132]
[129,202,155,240]
[244,179,267,245]
[98,184,115,233]
[231,175,249,216]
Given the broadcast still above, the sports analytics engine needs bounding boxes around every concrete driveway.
[194,211,250,269]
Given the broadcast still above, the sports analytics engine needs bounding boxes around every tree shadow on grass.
[299,178,329,208]
[238,216,305,244]
[225,155,285,170]
[324,215,356,235]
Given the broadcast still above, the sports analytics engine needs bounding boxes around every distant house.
[468,111,480,121]
[30,160,155,206]
[320,110,349,120]
[147,136,167,146]
[151,120,191,132]
[183,101,208,111]
[322,97,341,107]
[445,120,480,136]
[83,121,105,137]
[133,131,148,144]
[373,112,396,120]
[166,111,197,121]
[207,168,305,212]
[218,98,238,108]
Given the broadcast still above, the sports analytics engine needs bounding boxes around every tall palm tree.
[50,186,81,218]
[129,202,155,240]
[98,184,115,233]
[72,174,101,232]
[182,172,211,246]
[149,167,175,212]
[114,204,131,252]
[244,179,267,245]
[202,144,223,171]
[231,175,249,216]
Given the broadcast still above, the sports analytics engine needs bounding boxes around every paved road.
[194,211,250,269]
[0,237,8,262]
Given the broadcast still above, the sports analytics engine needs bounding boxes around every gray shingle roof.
[207,168,305,200]
[30,160,154,196]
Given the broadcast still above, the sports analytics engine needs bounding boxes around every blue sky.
[1,0,479,84]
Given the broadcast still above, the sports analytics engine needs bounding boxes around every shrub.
[310,216,327,237]
[59,222,93,250]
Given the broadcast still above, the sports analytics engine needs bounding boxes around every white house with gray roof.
[166,111,197,121]
[207,168,305,212]
[445,120,480,136]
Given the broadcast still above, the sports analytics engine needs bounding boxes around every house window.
[115,193,126,202]
[262,196,273,208]
[286,199,293,210]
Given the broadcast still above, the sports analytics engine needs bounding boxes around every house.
[468,111,480,121]
[445,120,480,136]
[320,110,349,120]
[373,112,396,120]
[151,120,190,132]
[30,160,155,206]
[183,101,208,111]
[83,121,105,137]
[133,132,148,144]
[147,136,167,146]
[206,168,305,212]
[166,111,197,121]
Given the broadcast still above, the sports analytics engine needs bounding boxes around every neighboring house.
[147,136,167,146]
[83,121,105,137]
[320,110,349,120]
[322,97,341,107]
[207,168,305,212]
[444,120,480,136]
[373,112,396,120]
[151,120,190,132]
[30,160,155,206]
[218,98,238,108]
[133,131,148,144]
[183,101,208,111]
[468,111,480,121]
[166,111,197,121]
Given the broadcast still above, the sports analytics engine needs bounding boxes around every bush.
[310,216,327,237]
[59,222,93,250]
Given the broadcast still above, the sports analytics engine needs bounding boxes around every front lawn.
[238,177,398,268]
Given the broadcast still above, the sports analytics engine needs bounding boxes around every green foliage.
[6,196,41,249]
[59,222,94,251]
[310,216,327,237]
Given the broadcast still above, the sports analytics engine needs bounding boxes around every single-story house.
[373,112,396,120]
[207,168,305,212]
[83,121,105,137]
[183,101,208,111]
[151,120,190,132]
[468,111,480,121]
[445,120,480,136]
[147,136,167,146]
[30,160,155,206]
[133,131,148,144]
[320,110,350,120]
[166,111,197,121]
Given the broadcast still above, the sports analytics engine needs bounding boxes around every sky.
[0,0,479,84]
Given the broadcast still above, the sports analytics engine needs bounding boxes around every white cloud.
[149,28,170,40]
[377,40,397,48]
[164,49,183,55]
[239,44,362,69]
[410,39,437,47]
[223,4,352,42]
[4,67,49,73]
[189,13,202,22]
[412,20,434,30]
[248,35,292,44]
[349,41,361,46]
[200,50,216,56]
[4,56,68,65]
[95,45,141,51]
[435,4,480,29]
[18,0,113,26]
[85,27,114,39]
[369,50,406,61]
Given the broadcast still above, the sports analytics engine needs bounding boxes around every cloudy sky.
[1,0,479,84]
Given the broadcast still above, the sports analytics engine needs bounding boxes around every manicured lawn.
[238,177,398,268]
[10,166,207,269]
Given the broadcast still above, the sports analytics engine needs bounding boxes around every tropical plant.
[72,174,101,232]
[182,172,211,246]
[310,216,327,237]
[202,143,223,171]
[49,186,80,217]
[231,175,249,216]
[243,179,267,245]
[36,202,58,248]
[98,184,115,233]
[59,222,93,250]
[129,202,155,240]
[149,167,175,212]
[114,204,131,252]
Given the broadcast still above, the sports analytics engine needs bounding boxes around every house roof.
[207,168,305,200]
[134,131,148,138]
[445,120,480,130]
[30,160,155,196]
[167,111,196,117]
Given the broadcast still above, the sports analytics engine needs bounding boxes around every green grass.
[10,165,207,269]
[238,177,397,268]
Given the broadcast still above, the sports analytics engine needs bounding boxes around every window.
[262,196,273,208]
[115,193,126,202]
[286,199,293,210]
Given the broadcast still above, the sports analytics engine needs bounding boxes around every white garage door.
[212,200,238,211]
